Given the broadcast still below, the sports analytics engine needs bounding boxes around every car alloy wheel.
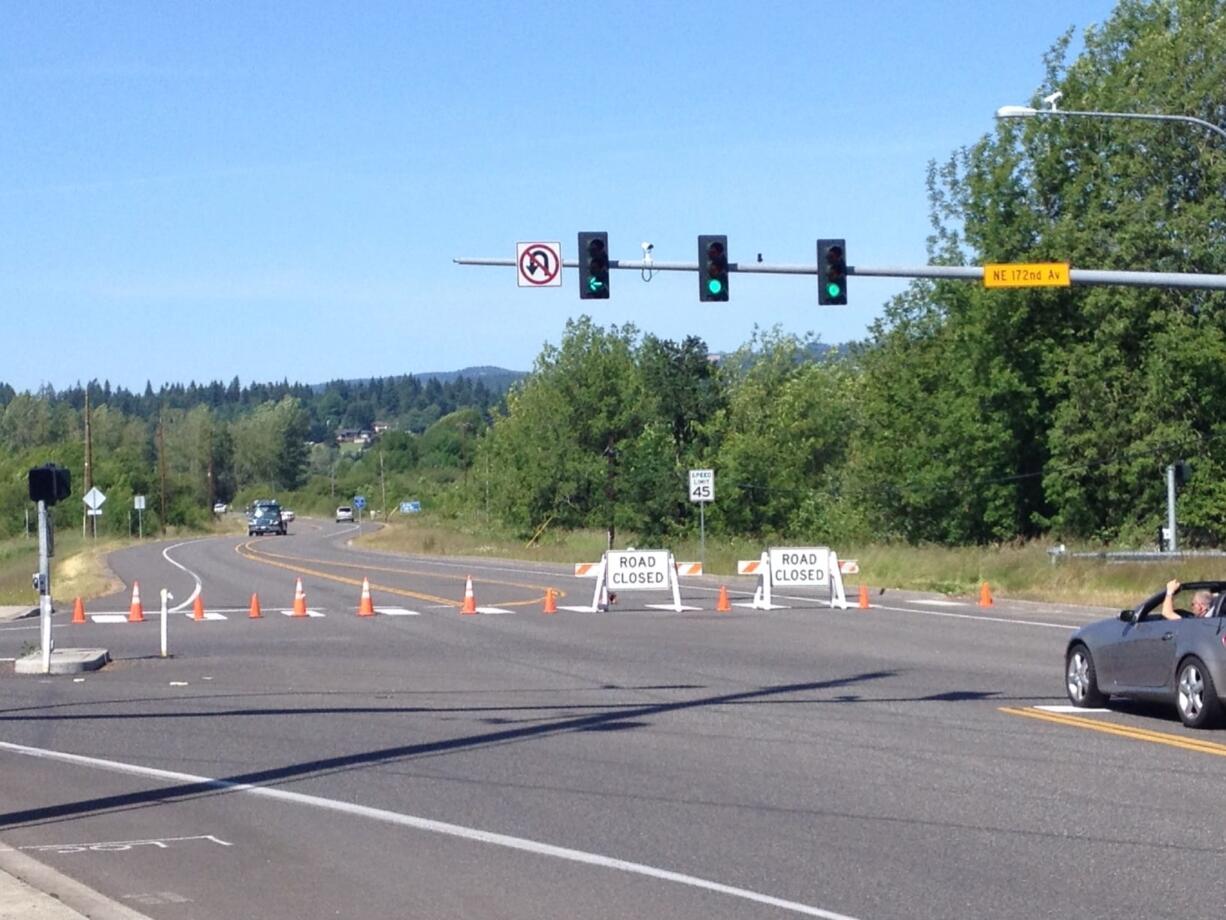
[1176,657,1223,729]
[1066,645,1105,707]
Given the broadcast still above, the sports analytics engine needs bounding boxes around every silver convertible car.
[1065,581,1226,728]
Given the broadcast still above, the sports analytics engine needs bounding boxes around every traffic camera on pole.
[578,232,610,299]
[698,235,729,302]
[818,239,848,305]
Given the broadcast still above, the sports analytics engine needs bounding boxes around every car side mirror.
[1119,609,1135,623]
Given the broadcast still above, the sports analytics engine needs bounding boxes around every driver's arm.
[1161,579,1182,620]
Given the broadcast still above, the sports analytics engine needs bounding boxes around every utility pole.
[206,423,215,514]
[603,439,617,551]
[379,450,387,521]
[1166,464,1178,553]
[84,388,94,538]
[158,414,168,536]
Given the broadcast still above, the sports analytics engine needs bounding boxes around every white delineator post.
[160,588,173,658]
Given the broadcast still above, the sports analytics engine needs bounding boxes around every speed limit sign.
[689,469,714,503]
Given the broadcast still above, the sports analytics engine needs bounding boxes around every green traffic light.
[708,278,723,295]
[588,277,604,292]
[826,282,842,298]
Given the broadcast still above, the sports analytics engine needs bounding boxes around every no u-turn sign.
[517,242,562,287]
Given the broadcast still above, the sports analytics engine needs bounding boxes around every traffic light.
[817,239,847,305]
[698,235,729,302]
[28,464,71,506]
[578,232,610,299]
[1175,460,1193,486]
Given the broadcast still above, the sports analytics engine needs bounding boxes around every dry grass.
[362,519,1202,608]
[0,533,125,605]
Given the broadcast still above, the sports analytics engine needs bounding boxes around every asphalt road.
[3,519,1226,920]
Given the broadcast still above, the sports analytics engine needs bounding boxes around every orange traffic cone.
[128,581,145,622]
[858,584,870,609]
[543,588,557,614]
[358,577,375,616]
[248,592,263,619]
[72,597,86,624]
[193,595,205,621]
[979,581,994,608]
[292,577,308,617]
[716,586,732,612]
[461,575,477,615]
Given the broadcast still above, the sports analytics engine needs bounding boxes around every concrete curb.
[14,649,110,675]
[0,846,154,920]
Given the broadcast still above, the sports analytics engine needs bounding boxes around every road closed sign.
[768,547,831,587]
[606,549,671,591]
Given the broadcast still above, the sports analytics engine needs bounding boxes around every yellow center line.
[233,539,565,609]
[1000,706,1226,757]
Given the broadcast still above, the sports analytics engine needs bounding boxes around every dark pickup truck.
[247,501,287,536]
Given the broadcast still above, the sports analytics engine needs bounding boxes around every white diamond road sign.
[83,486,106,511]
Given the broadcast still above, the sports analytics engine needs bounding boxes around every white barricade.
[735,547,849,610]
[563,550,700,613]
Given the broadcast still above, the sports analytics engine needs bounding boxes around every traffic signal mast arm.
[454,256,1226,291]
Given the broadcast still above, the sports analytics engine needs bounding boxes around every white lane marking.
[1035,705,1111,714]
[89,615,130,624]
[279,610,325,618]
[870,603,1073,630]
[0,741,861,920]
[475,607,514,615]
[82,608,252,618]
[914,599,965,607]
[162,539,209,612]
[376,607,420,616]
[4,835,233,855]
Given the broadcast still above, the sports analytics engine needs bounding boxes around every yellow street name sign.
[983,262,1071,288]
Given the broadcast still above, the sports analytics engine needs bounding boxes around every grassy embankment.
[0,531,124,608]
[0,518,234,607]
[2,513,1213,610]
[362,515,1211,610]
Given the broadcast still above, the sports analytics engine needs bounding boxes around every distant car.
[248,500,287,536]
[213,502,228,514]
[1066,581,1226,728]
[281,509,295,523]
[335,506,354,523]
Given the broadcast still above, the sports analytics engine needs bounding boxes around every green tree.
[898,0,1226,542]
[478,317,648,534]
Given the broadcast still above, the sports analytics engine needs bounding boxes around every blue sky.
[0,0,1118,394]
